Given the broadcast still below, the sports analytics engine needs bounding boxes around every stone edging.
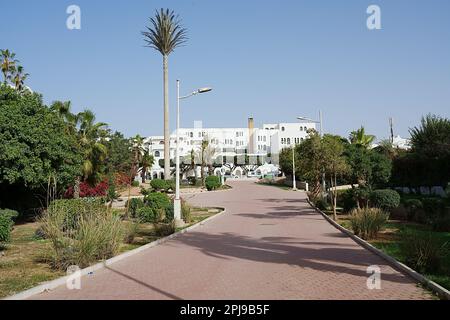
[307,199,450,300]
[3,207,227,301]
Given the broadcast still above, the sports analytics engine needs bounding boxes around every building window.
[281,127,285,132]
[287,138,291,144]
[190,132,193,138]
[300,127,303,131]
[155,151,160,157]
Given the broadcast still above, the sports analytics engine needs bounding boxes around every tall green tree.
[298,132,325,198]
[131,135,145,180]
[11,66,29,91]
[142,9,187,180]
[1,49,18,85]
[140,151,155,183]
[322,135,348,220]
[410,114,450,158]
[105,131,133,174]
[0,85,82,210]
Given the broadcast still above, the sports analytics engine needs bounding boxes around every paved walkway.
[32,181,431,300]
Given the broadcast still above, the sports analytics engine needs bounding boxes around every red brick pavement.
[30,181,432,300]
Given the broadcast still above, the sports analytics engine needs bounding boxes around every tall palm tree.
[140,151,155,183]
[349,126,376,149]
[142,9,187,180]
[1,49,19,85]
[75,110,109,197]
[131,135,145,179]
[11,65,29,91]
[200,139,209,187]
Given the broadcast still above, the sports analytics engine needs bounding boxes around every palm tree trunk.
[163,54,171,180]
[333,174,337,221]
[141,167,146,184]
[74,176,81,199]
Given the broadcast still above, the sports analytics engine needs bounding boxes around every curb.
[307,199,450,300]
[3,207,227,301]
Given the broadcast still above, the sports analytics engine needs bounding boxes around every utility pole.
[389,117,394,144]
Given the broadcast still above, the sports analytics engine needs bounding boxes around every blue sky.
[1,0,449,140]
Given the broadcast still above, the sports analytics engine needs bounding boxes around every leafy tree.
[105,131,133,174]
[294,132,324,199]
[410,114,450,158]
[142,9,187,180]
[349,126,375,149]
[0,85,82,210]
[344,144,372,187]
[322,135,348,220]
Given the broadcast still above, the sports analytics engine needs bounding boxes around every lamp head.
[197,87,213,94]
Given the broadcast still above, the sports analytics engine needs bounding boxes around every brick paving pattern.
[31,181,432,300]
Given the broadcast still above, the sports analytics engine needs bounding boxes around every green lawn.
[334,215,450,291]
[0,207,222,298]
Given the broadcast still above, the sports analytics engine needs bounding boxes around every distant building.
[392,135,411,150]
[144,118,317,180]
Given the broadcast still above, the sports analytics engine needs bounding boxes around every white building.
[144,118,317,180]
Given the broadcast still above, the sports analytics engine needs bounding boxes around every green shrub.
[40,203,123,269]
[337,189,358,213]
[370,189,401,211]
[153,221,175,237]
[150,179,167,192]
[0,214,15,244]
[422,198,447,230]
[131,181,140,187]
[205,176,221,191]
[349,208,389,240]
[181,199,192,223]
[138,193,172,223]
[123,220,139,244]
[404,199,423,221]
[0,209,19,221]
[400,230,448,273]
[314,198,328,211]
[126,198,144,218]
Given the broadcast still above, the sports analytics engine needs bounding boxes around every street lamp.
[292,144,297,191]
[297,111,326,195]
[174,80,212,227]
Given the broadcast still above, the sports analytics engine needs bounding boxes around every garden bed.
[0,207,222,298]
[330,214,450,291]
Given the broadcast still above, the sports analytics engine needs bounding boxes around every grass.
[333,215,450,291]
[0,207,222,298]
[0,222,64,298]
[257,181,292,191]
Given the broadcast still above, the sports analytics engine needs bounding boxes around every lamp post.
[292,144,297,191]
[298,110,325,195]
[174,80,212,227]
